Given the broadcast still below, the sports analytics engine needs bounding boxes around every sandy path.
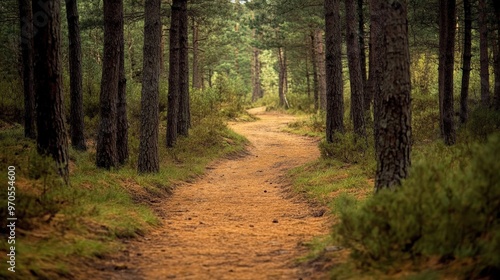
[110,108,329,279]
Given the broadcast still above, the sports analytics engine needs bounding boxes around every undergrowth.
[0,84,248,279]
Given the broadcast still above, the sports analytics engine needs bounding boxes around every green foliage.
[464,108,500,142]
[336,134,500,277]
[319,133,374,170]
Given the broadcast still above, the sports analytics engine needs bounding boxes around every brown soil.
[96,108,331,279]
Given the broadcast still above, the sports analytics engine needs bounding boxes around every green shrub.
[319,132,374,167]
[465,107,500,142]
[337,133,500,277]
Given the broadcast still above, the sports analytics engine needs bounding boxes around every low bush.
[336,133,500,278]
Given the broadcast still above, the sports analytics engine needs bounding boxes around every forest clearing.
[1,0,500,279]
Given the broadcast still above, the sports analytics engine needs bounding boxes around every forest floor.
[90,107,332,279]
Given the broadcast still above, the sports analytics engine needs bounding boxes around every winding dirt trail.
[111,108,330,279]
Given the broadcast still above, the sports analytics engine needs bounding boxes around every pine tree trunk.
[492,1,500,110]
[166,0,181,147]
[358,0,369,112]
[32,0,69,182]
[325,0,345,142]
[277,47,289,109]
[439,0,456,145]
[19,0,36,139]
[460,0,472,123]
[479,0,490,107]
[96,0,122,169]
[370,0,384,156]
[177,0,190,136]
[345,0,366,138]
[252,47,261,102]
[310,31,319,111]
[65,0,86,151]
[314,29,327,111]
[375,0,411,191]
[116,0,128,165]
[138,0,161,174]
[192,18,202,89]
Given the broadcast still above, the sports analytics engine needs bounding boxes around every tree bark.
[166,0,181,147]
[310,31,319,111]
[138,0,161,174]
[117,2,128,165]
[252,47,262,102]
[192,18,202,89]
[460,0,472,124]
[177,0,189,136]
[325,0,345,142]
[314,29,327,111]
[479,0,490,107]
[374,0,412,191]
[278,47,290,109]
[439,0,456,145]
[65,0,86,151]
[345,0,366,138]
[358,0,369,112]
[96,0,122,169]
[491,0,500,110]
[19,0,36,139]
[369,0,383,147]
[32,0,69,182]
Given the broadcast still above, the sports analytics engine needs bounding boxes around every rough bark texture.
[313,29,327,111]
[369,0,383,148]
[345,0,366,138]
[65,0,86,151]
[177,0,190,136]
[32,0,69,182]
[192,18,202,89]
[278,47,290,109]
[116,1,128,165]
[19,0,36,139]
[166,0,181,147]
[325,0,345,142]
[138,0,161,174]
[460,0,472,123]
[251,47,262,102]
[96,0,121,169]
[439,0,456,145]
[479,0,490,107]
[375,0,412,192]
[358,0,369,112]
[492,1,500,110]
[310,31,319,111]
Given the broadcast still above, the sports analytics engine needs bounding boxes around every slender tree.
[252,46,262,102]
[117,3,128,165]
[369,0,383,149]
[166,0,181,147]
[491,0,500,110]
[345,0,366,138]
[439,0,456,145]
[479,0,490,107]
[375,0,412,191]
[460,0,472,123]
[138,0,161,173]
[310,30,319,111]
[358,0,369,112]
[96,0,122,168]
[65,0,86,151]
[277,47,290,108]
[178,0,190,136]
[32,0,69,182]
[192,18,202,89]
[19,0,36,139]
[313,29,327,111]
[325,0,345,142]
